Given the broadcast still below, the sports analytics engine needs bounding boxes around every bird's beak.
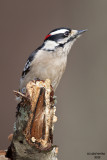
[77,29,87,35]
[71,29,87,38]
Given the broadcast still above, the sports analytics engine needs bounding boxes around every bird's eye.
[64,31,69,37]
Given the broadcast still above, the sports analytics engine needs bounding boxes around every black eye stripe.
[44,33,65,42]
[44,28,71,41]
[44,32,71,42]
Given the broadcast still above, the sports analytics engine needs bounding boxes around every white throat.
[63,39,76,55]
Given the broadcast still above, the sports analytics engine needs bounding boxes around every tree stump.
[4,79,58,160]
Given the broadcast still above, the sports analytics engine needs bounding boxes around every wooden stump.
[5,79,58,160]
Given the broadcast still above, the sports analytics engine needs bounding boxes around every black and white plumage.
[20,27,87,92]
[21,48,40,78]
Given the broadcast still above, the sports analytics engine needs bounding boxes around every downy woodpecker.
[20,27,87,92]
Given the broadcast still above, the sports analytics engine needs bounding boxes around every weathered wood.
[5,79,58,160]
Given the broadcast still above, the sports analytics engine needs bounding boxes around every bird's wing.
[21,50,37,78]
[21,45,44,78]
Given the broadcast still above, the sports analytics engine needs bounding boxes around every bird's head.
[42,27,87,55]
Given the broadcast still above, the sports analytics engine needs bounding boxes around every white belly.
[20,53,67,91]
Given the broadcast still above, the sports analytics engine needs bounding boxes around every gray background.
[0,0,107,160]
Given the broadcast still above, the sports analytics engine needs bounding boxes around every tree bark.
[2,79,58,160]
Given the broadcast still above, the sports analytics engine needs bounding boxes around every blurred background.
[0,0,107,159]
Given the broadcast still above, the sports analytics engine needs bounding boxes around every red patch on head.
[44,34,51,40]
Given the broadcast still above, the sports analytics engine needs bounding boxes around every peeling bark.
[5,79,58,160]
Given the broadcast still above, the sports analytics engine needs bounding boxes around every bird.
[20,27,87,93]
